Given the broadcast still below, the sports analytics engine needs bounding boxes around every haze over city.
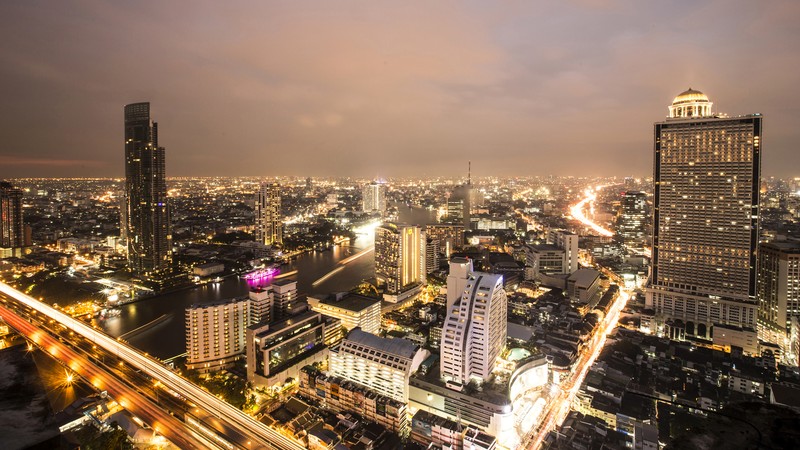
[1,0,799,178]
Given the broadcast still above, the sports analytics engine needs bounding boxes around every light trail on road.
[525,289,630,449]
[0,281,305,450]
[569,186,614,237]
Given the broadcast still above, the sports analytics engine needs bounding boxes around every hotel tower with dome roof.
[645,88,763,343]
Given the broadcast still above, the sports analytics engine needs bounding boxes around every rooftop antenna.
[468,160,471,186]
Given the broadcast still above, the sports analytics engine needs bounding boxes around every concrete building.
[255,182,282,246]
[308,292,381,335]
[567,269,602,304]
[646,89,762,340]
[271,279,298,321]
[447,184,472,230]
[329,328,429,403]
[549,230,579,274]
[300,366,409,435]
[185,288,271,372]
[441,260,507,388]
[246,311,329,385]
[525,244,566,279]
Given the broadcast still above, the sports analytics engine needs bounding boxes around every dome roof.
[672,88,709,105]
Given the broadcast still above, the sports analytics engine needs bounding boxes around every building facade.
[123,102,172,277]
[549,230,579,274]
[646,89,762,340]
[185,288,271,371]
[440,261,508,388]
[757,241,800,362]
[255,182,282,246]
[0,181,24,257]
[329,328,428,403]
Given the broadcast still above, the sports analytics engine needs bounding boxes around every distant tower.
[362,181,387,215]
[646,89,762,340]
[123,102,172,277]
[255,182,282,246]
[441,259,507,388]
[0,181,24,256]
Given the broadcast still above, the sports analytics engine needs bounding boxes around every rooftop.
[319,293,380,312]
[345,328,420,359]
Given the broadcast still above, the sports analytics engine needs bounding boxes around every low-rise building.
[308,293,381,335]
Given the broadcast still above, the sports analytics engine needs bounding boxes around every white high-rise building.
[272,279,298,321]
[255,182,282,246]
[441,260,507,388]
[185,288,272,371]
[363,181,387,215]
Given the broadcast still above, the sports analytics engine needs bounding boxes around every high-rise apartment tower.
[123,102,172,277]
[255,182,282,246]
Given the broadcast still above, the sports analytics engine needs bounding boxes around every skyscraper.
[617,191,648,247]
[0,181,24,257]
[375,223,425,300]
[363,181,387,215]
[646,89,762,340]
[440,258,507,389]
[447,184,471,230]
[255,182,282,246]
[123,102,172,277]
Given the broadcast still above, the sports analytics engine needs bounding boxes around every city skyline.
[1,2,799,178]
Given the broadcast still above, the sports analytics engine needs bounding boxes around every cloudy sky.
[1,1,798,178]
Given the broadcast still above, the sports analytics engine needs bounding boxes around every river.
[96,230,376,360]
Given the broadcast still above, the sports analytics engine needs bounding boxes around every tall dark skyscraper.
[617,191,647,247]
[0,181,24,257]
[123,102,172,278]
[646,89,762,340]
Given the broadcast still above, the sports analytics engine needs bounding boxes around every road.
[569,186,614,237]
[0,281,305,450]
[523,288,629,449]
[0,301,212,450]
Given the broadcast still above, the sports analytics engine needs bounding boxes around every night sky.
[1,1,798,178]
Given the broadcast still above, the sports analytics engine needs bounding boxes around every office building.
[123,102,172,277]
[549,230,579,274]
[758,241,800,361]
[375,223,425,301]
[525,244,567,279]
[329,328,429,403]
[255,182,282,246]
[618,191,648,247]
[308,292,381,335]
[0,181,24,257]
[185,288,271,372]
[646,89,762,340]
[441,260,507,388]
[363,181,387,215]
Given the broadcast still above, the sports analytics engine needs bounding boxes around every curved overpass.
[0,282,304,450]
